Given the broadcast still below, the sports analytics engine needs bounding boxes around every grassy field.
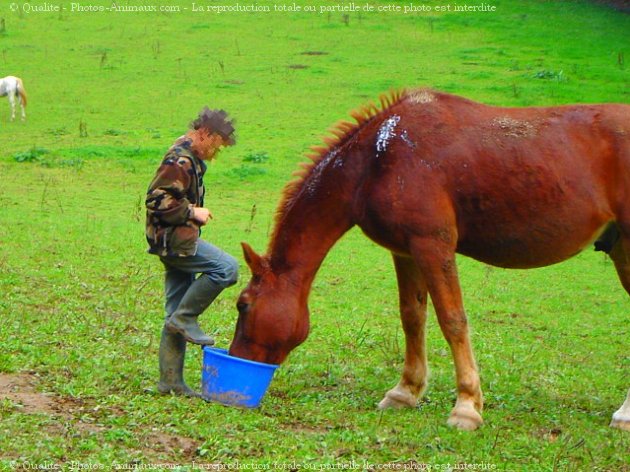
[0,0,629,469]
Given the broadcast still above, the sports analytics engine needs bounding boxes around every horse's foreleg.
[411,237,483,431]
[378,254,428,409]
[608,234,630,431]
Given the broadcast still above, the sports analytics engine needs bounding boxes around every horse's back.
[0,76,19,97]
[357,91,629,268]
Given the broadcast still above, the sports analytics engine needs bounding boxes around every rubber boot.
[165,275,223,345]
[157,326,200,397]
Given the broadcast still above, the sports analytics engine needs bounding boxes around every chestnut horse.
[230,89,630,431]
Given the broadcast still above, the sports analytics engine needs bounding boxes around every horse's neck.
[269,147,360,286]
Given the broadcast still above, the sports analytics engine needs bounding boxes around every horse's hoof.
[447,405,483,431]
[378,388,417,409]
[610,414,630,431]
[610,419,630,431]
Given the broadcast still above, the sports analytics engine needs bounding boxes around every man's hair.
[190,107,236,145]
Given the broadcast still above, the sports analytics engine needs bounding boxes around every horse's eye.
[236,301,249,315]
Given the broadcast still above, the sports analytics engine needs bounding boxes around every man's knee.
[227,255,239,286]
[217,254,239,287]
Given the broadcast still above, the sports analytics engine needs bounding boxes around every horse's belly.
[456,217,610,268]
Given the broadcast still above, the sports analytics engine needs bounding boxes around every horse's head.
[228,243,310,365]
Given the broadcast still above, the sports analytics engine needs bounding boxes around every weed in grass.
[246,203,258,233]
[532,70,567,82]
[302,51,329,56]
[243,151,270,164]
[39,158,85,170]
[47,127,69,137]
[227,165,267,180]
[79,119,88,138]
[146,128,162,139]
[13,147,49,163]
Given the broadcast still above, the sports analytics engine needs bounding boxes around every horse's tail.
[16,78,27,107]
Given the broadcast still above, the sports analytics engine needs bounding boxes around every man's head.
[188,107,236,160]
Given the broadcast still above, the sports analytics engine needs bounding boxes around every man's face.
[193,129,225,160]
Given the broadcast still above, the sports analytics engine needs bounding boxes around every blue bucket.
[201,347,279,408]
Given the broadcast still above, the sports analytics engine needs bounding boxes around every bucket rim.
[203,346,280,370]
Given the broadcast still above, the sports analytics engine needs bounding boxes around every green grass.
[0,0,629,469]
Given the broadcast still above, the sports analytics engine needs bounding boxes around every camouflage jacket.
[145,137,207,257]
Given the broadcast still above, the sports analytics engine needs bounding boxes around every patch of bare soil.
[138,430,198,456]
[0,372,198,460]
[592,0,630,12]
[0,373,57,415]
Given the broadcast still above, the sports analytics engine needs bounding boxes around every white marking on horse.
[401,129,416,149]
[492,116,537,138]
[397,175,405,191]
[306,149,341,196]
[376,115,401,156]
[408,90,435,104]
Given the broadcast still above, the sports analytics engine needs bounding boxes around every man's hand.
[191,207,213,226]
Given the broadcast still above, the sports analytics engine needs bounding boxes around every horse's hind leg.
[19,97,25,121]
[8,93,15,121]
[608,235,630,431]
[378,254,429,409]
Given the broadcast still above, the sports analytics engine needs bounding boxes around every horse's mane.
[269,89,409,249]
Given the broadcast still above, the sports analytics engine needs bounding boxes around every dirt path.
[0,372,198,462]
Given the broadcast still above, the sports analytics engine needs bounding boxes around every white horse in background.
[0,76,27,121]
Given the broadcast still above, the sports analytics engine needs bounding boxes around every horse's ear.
[241,242,266,275]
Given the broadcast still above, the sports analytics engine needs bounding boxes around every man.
[146,107,239,397]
